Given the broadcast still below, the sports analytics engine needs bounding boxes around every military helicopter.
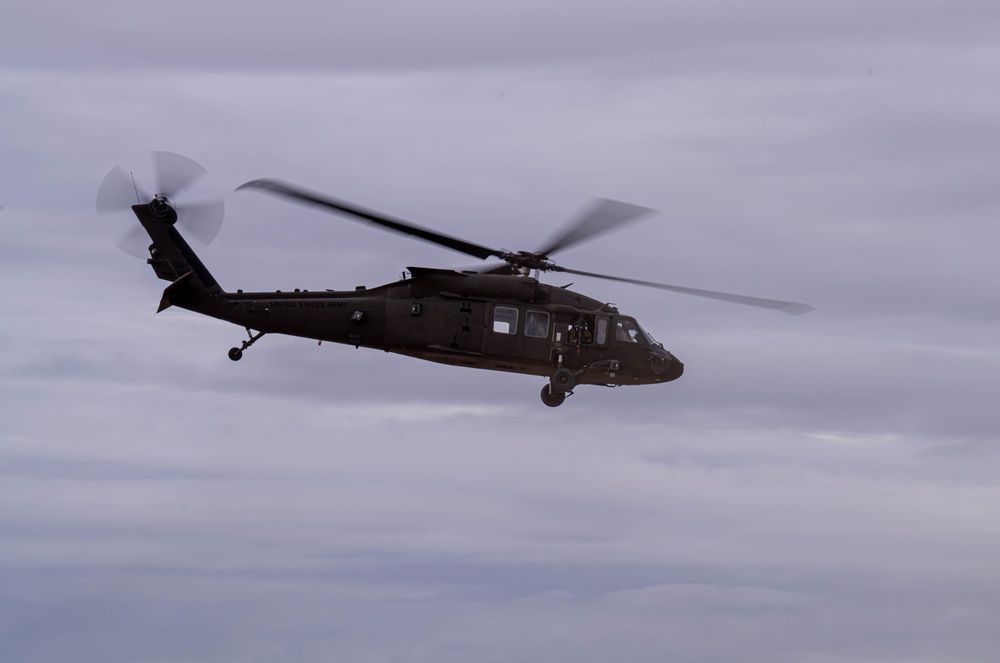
[97,152,813,407]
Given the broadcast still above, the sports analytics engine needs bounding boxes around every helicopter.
[97,152,813,407]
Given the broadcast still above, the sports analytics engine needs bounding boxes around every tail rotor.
[96,151,225,258]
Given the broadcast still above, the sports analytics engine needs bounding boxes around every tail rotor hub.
[149,195,174,219]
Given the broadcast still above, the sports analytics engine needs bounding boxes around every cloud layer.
[2,1,1000,661]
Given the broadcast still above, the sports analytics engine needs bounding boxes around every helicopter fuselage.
[137,202,683,394]
[220,271,681,387]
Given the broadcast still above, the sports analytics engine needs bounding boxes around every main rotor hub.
[499,250,556,272]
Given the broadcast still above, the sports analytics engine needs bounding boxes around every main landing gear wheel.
[540,384,566,408]
[550,367,576,392]
[228,347,243,361]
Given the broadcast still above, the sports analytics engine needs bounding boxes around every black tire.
[228,347,243,361]
[550,367,576,393]
[540,384,566,407]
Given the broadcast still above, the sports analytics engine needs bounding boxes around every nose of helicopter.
[650,349,684,382]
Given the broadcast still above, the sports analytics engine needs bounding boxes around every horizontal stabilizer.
[157,271,195,313]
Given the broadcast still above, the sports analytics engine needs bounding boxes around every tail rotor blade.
[97,166,150,212]
[152,151,207,199]
[115,223,152,258]
[178,200,226,246]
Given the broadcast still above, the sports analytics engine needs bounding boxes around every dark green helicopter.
[98,152,812,407]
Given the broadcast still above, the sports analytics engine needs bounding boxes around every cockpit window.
[615,318,647,344]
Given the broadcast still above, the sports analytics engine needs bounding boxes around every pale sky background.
[2,1,999,662]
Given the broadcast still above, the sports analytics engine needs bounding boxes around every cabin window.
[493,306,519,334]
[595,317,609,345]
[524,310,550,338]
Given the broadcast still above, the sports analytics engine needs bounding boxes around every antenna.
[130,171,140,204]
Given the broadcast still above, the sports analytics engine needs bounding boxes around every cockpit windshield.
[615,317,661,346]
[615,318,646,344]
[636,321,661,347]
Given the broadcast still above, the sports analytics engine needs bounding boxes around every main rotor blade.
[535,198,655,257]
[456,261,515,275]
[554,266,815,315]
[153,151,207,199]
[238,178,500,261]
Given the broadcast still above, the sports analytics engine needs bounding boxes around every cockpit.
[614,316,660,346]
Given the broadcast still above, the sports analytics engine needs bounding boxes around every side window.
[595,317,608,346]
[525,310,550,338]
[493,306,519,334]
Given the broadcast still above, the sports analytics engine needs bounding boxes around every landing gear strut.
[229,328,265,361]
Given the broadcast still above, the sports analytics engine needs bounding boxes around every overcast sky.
[2,1,1000,662]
